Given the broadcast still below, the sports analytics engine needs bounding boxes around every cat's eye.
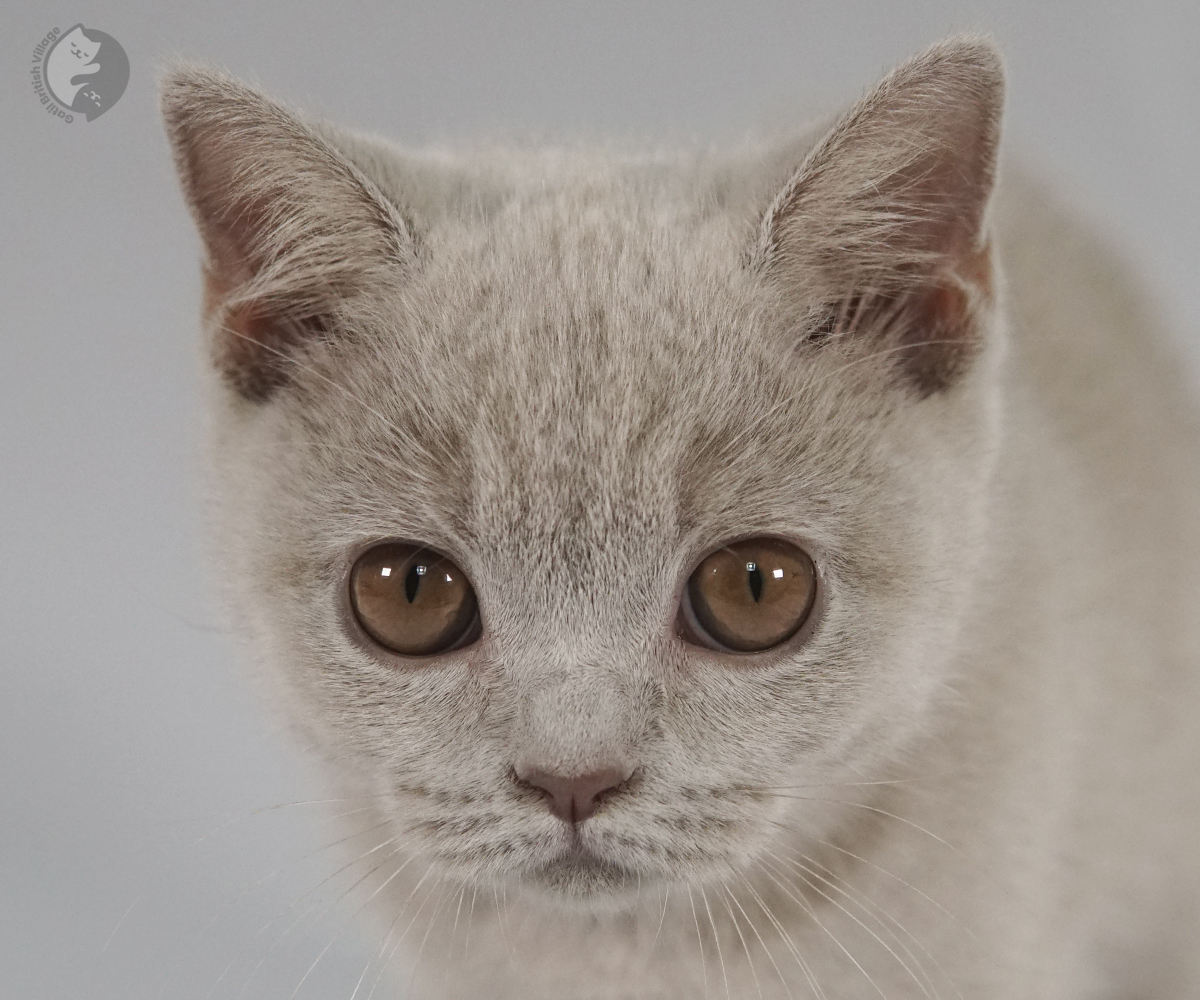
[349,543,480,656]
[679,538,817,653]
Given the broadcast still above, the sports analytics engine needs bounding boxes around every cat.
[46,25,101,109]
[160,35,1200,999]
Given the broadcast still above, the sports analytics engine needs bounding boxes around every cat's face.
[64,28,99,64]
[164,38,1004,906]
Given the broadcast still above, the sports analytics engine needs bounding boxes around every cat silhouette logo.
[32,24,128,122]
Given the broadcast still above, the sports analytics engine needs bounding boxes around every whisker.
[440,882,468,992]
[278,867,390,1000]
[753,858,888,1000]
[122,794,388,970]
[793,856,933,997]
[722,882,793,1000]
[794,850,962,1000]
[738,873,825,1000]
[502,880,521,963]
[450,882,467,946]
[701,885,732,1000]
[812,837,978,945]
[100,896,139,953]
[762,794,962,859]
[235,841,414,1000]
[249,827,399,943]
[766,800,1019,921]
[511,873,536,942]
[464,882,479,961]
[764,850,932,1000]
[282,842,416,999]
[720,882,764,1000]
[642,883,671,968]
[406,877,451,996]
[688,885,711,1000]
[366,873,445,1000]
[492,881,518,966]
[183,794,391,849]
[349,860,433,1000]
[740,776,947,792]
[359,864,439,1000]
[155,819,392,1000]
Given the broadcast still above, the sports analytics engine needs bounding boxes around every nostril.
[513,764,633,823]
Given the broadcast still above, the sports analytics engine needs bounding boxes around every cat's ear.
[751,35,1004,396]
[159,65,415,400]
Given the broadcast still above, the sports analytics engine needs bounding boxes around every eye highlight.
[680,538,817,653]
[349,543,480,656]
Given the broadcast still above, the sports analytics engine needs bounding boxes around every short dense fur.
[161,36,1200,999]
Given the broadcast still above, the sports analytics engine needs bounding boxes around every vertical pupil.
[404,564,423,603]
[746,560,764,603]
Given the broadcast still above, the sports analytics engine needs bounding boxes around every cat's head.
[64,27,100,64]
[161,36,1004,907]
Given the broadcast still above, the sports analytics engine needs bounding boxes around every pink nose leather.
[515,765,632,823]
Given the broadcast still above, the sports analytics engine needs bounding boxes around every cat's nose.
[513,764,632,823]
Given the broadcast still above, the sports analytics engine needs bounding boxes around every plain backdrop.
[2,3,1198,997]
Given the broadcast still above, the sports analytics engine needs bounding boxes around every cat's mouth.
[525,840,640,899]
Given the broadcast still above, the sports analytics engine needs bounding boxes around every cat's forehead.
[407,202,786,479]
[280,177,879,581]
[421,177,746,308]
[300,293,855,585]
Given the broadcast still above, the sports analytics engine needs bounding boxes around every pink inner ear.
[957,238,995,303]
[204,267,326,401]
[817,237,995,398]
[899,250,995,396]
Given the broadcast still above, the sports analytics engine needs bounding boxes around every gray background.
[2,2,1197,997]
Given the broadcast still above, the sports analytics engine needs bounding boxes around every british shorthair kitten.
[161,35,1200,999]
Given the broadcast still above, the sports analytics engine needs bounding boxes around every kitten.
[161,35,1200,999]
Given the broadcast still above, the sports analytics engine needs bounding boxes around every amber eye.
[681,538,817,653]
[349,543,480,656]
